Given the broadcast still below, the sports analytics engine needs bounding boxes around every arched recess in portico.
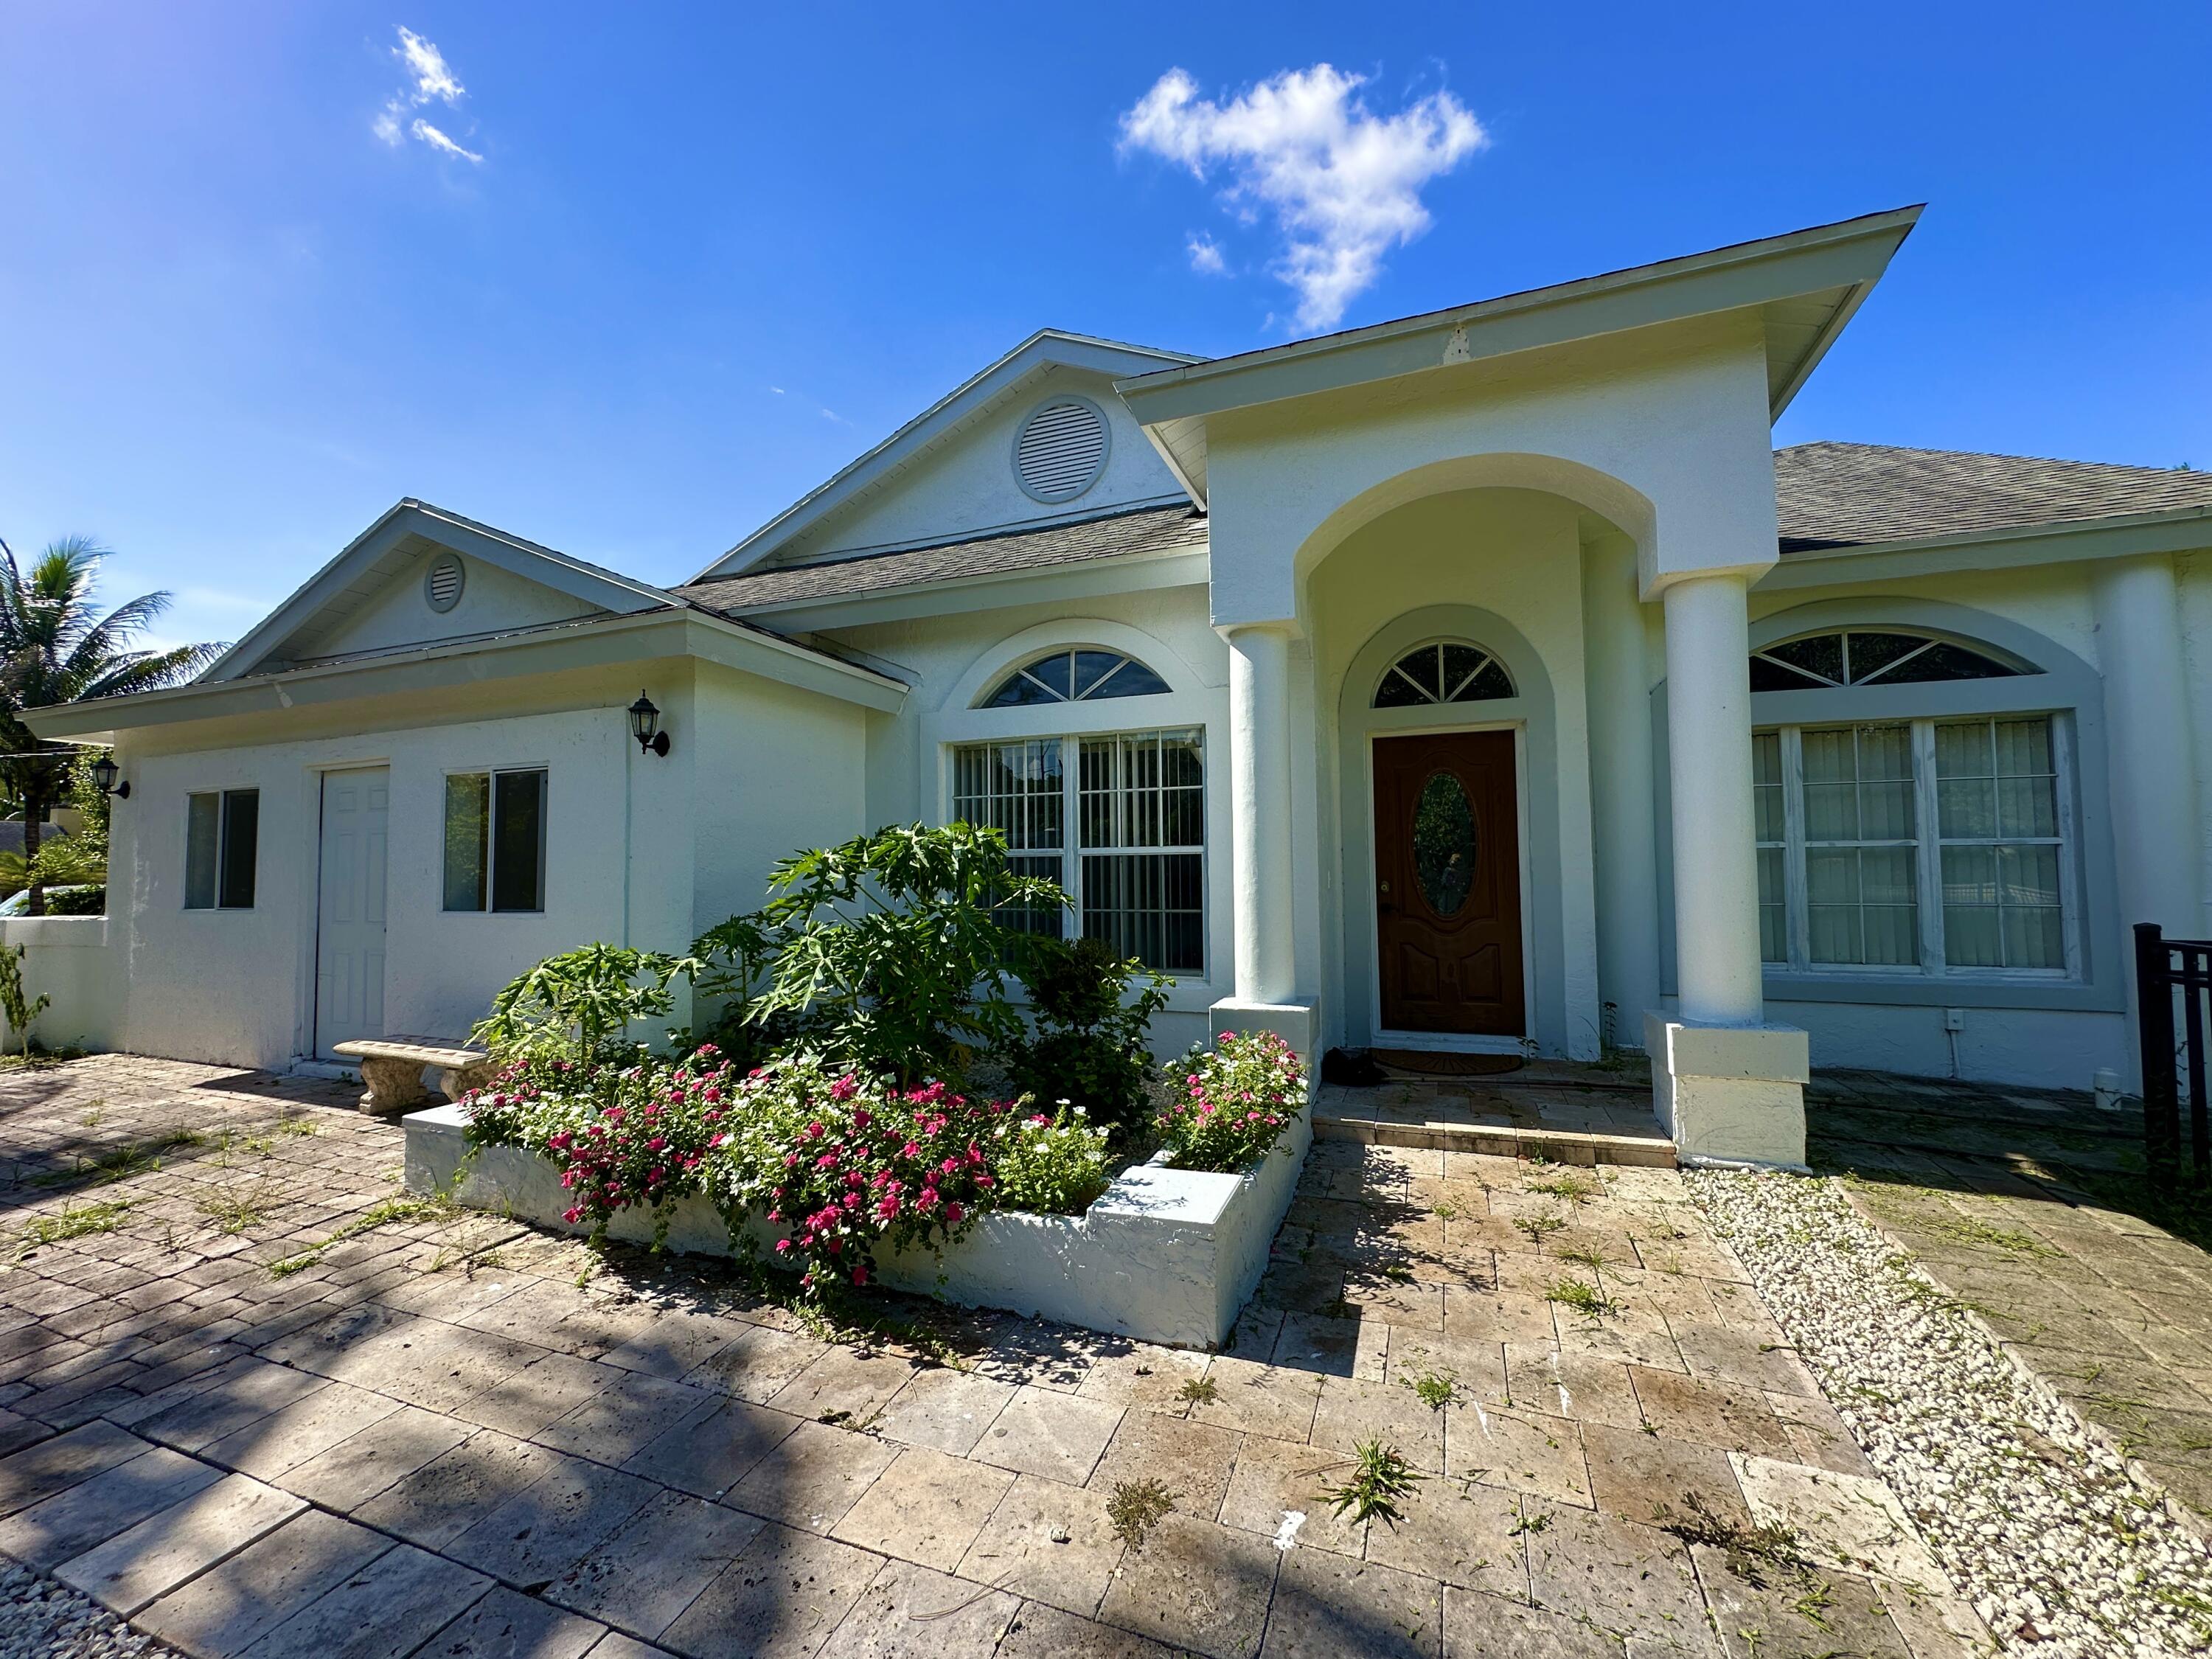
[1284,451,1658,624]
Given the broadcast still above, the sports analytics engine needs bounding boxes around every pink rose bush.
[1154,1029,1305,1172]
[462,1048,1111,1293]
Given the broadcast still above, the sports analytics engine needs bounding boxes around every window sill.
[1761,971,2121,1014]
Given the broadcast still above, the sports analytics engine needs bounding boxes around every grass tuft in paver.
[1405,1369,1457,1411]
[1554,1245,1608,1273]
[1107,1478,1177,1551]
[1178,1376,1218,1405]
[268,1192,451,1276]
[1514,1213,1567,1248]
[15,1197,133,1255]
[31,1127,206,1189]
[1324,1439,1422,1527]
[1526,1171,1602,1206]
[1544,1277,1618,1321]
[1652,1490,1813,1586]
[197,1178,288,1235]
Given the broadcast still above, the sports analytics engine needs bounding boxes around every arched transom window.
[982,649,1170,708]
[1374,642,1514,709]
[1750,630,2025,693]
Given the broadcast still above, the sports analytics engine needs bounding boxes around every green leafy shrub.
[1155,1029,1305,1172]
[745,823,1065,1085]
[471,943,698,1081]
[990,1103,1115,1214]
[1004,936,1170,1143]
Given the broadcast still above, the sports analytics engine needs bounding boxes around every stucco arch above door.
[934,616,1217,716]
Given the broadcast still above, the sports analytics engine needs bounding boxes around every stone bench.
[330,1035,495,1116]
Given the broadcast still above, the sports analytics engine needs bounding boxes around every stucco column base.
[1207,998,1318,1066]
[1644,1012,1808,1171]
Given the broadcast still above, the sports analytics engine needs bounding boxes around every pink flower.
[944,1203,964,1225]
[852,1267,868,1287]
[830,1074,859,1102]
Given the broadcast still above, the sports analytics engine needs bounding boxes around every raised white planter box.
[403,1102,1309,1349]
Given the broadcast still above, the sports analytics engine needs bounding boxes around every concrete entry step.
[1312,1076,1677,1167]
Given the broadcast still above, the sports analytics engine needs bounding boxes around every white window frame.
[950,727,1207,977]
[183,788,260,911]
[1756,714,2080,982]
[441,766,549,916]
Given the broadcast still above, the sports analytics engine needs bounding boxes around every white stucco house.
[21,206,2212,1166]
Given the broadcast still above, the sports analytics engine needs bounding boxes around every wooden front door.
[1373,730,1526,1036]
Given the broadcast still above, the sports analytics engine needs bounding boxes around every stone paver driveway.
[0,1056,1983,1658]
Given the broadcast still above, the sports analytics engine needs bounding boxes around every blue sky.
[3,2,2206,652]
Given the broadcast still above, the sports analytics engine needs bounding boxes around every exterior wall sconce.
[628,692,670,757]
[89,754,130,799]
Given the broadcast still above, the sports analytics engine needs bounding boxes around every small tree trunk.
[21,794,42,919]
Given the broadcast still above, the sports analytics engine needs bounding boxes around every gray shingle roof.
[1776,441,2212,553]
[678,503,1208,611]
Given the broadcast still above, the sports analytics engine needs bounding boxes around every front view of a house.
[24,206,2212,1167]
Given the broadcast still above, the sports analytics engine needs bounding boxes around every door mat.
[1371,1048,1526,1078]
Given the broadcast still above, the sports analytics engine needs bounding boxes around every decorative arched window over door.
[1373,641,1514,709]
[981,648,1170,708]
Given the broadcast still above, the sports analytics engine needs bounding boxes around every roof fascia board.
[729,546,1211,633]
[202,501,672,684]
[29,610,904,742]
[1765,279,1876,420]
[1759,503,2212,592]
[695,331,1200,584]
[1115,208,1921,427]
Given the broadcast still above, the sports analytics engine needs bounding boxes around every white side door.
[315,767,390,1057]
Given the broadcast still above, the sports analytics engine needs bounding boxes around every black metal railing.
[2135,922,2212,1192]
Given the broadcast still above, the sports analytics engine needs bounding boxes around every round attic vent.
[1012,397,1110,504]
[424,553,465,613]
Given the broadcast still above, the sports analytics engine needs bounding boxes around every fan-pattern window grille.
[1750,630,2023,692]
[1013,399,1109,503]
[1373,642,1514,709]
[983,650,1170,709]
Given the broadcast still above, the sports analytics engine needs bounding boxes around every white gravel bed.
[0,1559,183,1659]
[1686,1168,2212,1658]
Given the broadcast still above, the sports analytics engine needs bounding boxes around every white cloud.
[394,27,464,105]
[1120,63,1485,330]
[1186,232,1227,275]
[375,27,482,162]
[411,119,482,164]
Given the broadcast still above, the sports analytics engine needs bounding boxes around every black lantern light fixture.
[627,692,669,757]
[88,754,130,799]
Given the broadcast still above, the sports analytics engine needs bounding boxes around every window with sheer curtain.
[1753,716,2071,976]
[950,728,1205,974]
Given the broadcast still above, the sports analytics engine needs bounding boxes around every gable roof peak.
[691,329,1200,583]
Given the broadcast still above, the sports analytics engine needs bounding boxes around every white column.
[1645,568,1806,1169]
[2096,555,2200,937]
[1225,622,1297,1006]
[1661,572,1765,1025]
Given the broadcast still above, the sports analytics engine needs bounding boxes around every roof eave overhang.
[720,543,1212,633]
[26,609,908,744]
[1116,206,1923,504]
[1759,501,2212,592]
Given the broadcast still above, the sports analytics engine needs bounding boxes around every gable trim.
[691,330,1198,584]
[202,500,678,684]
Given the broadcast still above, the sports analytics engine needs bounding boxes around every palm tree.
[0,536,225,914]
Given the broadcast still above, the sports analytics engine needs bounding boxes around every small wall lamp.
[88,754,130,799]
[627,692,670,757]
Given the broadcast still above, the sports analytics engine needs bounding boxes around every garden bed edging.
[401,1101,1308,1349]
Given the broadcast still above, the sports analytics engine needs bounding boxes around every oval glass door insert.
[1413,771,1478,916]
